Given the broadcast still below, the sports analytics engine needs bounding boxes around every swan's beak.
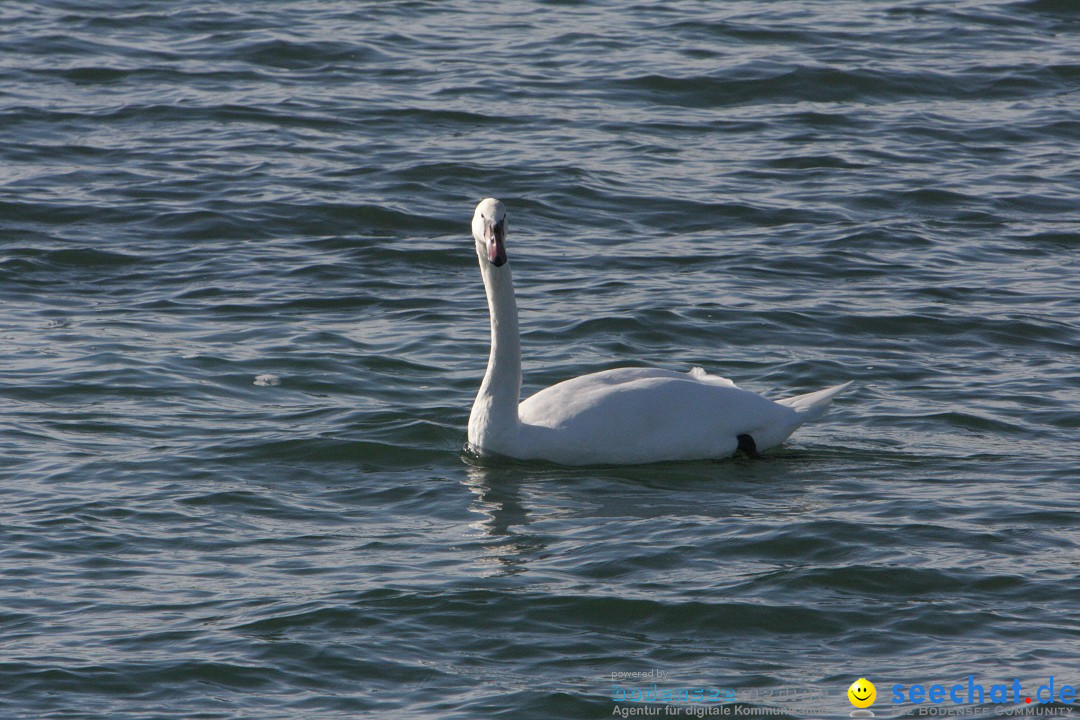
[485,219,507,267]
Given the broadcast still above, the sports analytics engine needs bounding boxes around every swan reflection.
[461,463,544,576]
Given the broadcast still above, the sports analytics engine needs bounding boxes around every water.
[1,1,1078,718]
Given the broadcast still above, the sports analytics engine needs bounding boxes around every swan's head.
[472,198,508,268]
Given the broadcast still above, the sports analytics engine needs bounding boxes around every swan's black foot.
[736,433,759,459]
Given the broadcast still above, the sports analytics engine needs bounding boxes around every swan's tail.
[776,381,853,423]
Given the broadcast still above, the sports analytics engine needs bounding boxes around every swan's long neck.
[469,261,521,450]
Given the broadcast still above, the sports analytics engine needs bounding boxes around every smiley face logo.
[848,678,877,709]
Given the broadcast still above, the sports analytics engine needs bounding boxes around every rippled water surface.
[2,1,1078,718]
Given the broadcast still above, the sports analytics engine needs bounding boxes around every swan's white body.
[466,198,850,466]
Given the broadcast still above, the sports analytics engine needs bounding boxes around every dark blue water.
[1,1,1078,718]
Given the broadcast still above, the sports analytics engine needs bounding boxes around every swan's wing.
[687,365,737,387]
[516,369,794,464]
[530,365,736,389]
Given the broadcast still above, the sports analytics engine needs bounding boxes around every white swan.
[467,198,851,466]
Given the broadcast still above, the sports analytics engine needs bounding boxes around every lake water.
[1,1,1078,718]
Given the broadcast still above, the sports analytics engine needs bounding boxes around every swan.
[466,198,851,466]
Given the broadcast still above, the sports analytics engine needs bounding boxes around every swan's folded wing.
[687,366,736,387]
[516,370,793,464]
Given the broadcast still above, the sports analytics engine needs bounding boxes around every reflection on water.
[463,464,538,576]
